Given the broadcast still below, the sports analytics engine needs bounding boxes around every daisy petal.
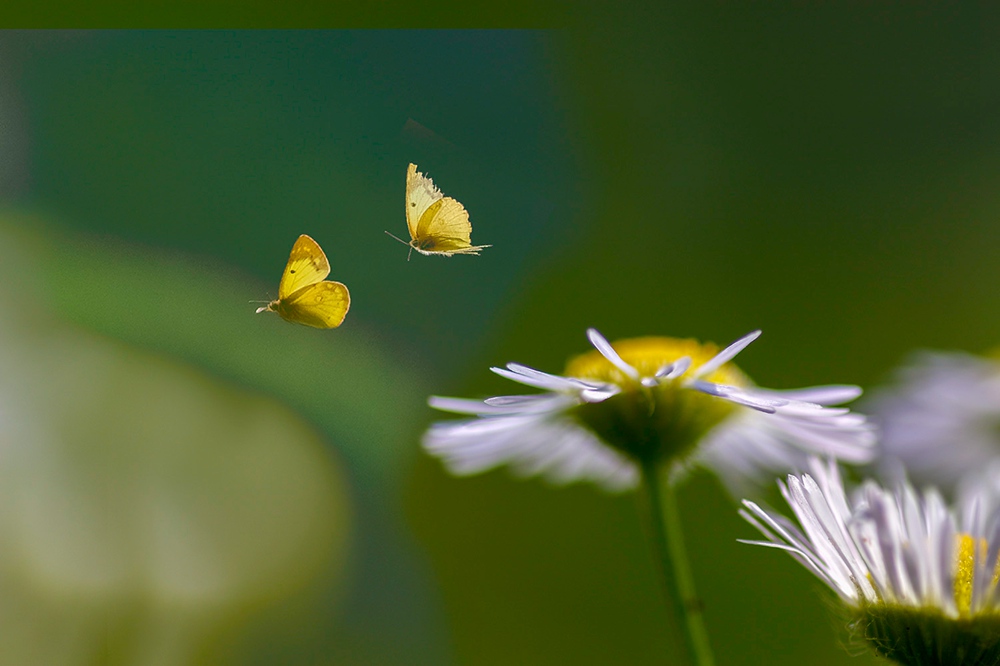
[689,380,784,413]
[657,356,692,379]
[586,328,639,380]
[690,330,761,380]
[491,364,600,392]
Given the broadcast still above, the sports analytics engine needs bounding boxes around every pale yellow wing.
[413,196,491,255]
[278,235,330,300]
[278,281,351,329]
[415,196,470,246]
[405,163,443,240]
[404,163,490,256]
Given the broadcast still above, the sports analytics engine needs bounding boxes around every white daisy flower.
[740,458,1000,665]
[424,328,875,493]
[867,351,1000,493]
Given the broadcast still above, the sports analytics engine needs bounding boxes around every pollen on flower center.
[954,533,1000,618]
[955,533,977,617]
[853,533,1000,664]
[564,336,749,388]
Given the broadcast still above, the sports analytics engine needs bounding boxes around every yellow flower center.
[955,534,977,617]
[564,336,748,388]
[854,533,1000,663]
[563,336,750,467]
[954,533,1000,618]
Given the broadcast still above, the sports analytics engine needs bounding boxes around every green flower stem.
[640,461,715,666]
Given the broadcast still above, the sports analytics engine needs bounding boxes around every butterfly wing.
[413,197,491,255]
[406,163,490,256]
[278,281,351,329]
[414,197,470,251]
[278,234,331,300]
[405,163,443,241]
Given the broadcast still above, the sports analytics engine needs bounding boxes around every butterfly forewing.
[405,163,443,240]
[278,234,331,300]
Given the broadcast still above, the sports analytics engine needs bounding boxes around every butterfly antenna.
[384,230,415,261]
[250,292,274,312]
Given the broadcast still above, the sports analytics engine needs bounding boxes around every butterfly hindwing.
[414,197,479,254]
[279,281,350,329]
[278,234,330,300]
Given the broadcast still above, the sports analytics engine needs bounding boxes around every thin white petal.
[690,330,761,380]
[483,394,577,413]
[754,385,862,405]
[586,328,639,380]
[428,396,502,415]
[689,381,782,413]
[659,356,692,379]
[491,364,600,392]
[580,386,620,403]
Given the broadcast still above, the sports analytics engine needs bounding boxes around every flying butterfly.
[385,163,491,260]
[255,234,350,329]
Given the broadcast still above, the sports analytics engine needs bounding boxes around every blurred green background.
[0,14,993,665]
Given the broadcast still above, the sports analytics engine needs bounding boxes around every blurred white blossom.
[867,351,1000,493]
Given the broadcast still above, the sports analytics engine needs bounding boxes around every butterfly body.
[391,163,490,258]
[257,234,350,329]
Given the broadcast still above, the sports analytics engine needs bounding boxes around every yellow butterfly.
[256,234,350,329]
[385,163,491,260]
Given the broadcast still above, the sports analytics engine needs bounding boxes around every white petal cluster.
[697,384,875,497]
[741,458,1000,616]
[425,329,875,493]
[425,358,638,491]
[867,351,1000,492]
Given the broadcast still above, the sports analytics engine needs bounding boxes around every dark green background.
[0,14,993,665]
